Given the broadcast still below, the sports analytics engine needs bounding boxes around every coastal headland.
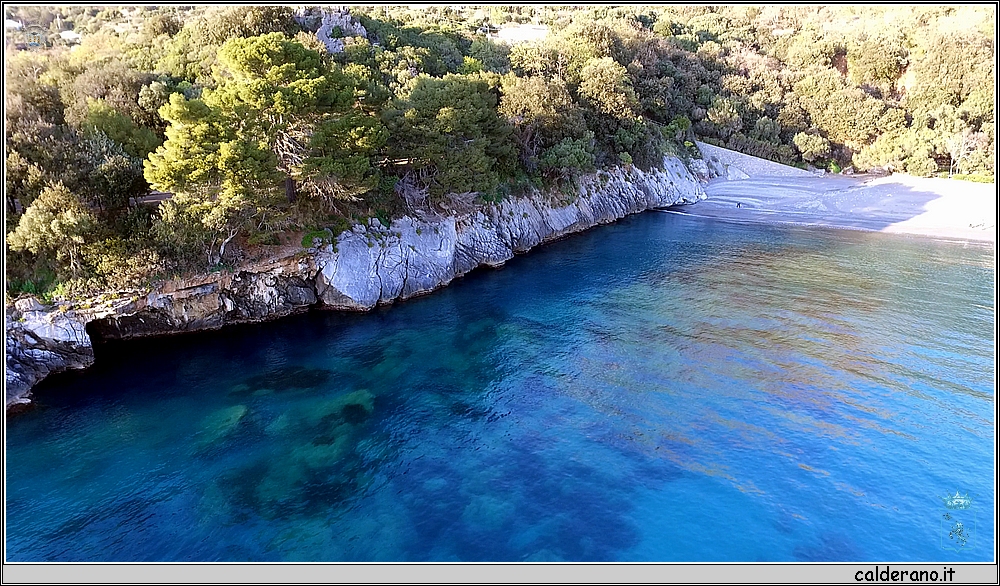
[6,143,995,412]
[5,157,704,411]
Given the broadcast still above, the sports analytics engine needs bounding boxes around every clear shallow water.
[6,213,995,562]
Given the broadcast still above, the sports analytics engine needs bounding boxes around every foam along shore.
[685,141,996,243]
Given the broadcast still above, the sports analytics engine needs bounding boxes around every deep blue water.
[5,213,995,562]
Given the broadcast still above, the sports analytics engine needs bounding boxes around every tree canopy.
[5,4,996,301]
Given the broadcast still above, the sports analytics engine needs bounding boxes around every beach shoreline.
[687,141,995,243]
[685,171,995,244]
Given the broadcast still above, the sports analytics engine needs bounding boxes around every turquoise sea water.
[5,213,995,561]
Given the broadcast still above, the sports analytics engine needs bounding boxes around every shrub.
[301,228,334,248]
[949,173,995,184]
[7,183,97,279]
[83,238,166,291]
[793,132,832,163]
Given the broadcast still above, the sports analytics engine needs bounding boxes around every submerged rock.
[197,405,249,447]
[5,156,706,411]
[462,493,516,533]
[524,549,566,562]
[242,366,333,394]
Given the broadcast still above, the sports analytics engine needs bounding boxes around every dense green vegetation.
[5,5,995,300]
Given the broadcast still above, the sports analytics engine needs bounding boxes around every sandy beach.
[672,143,996,243]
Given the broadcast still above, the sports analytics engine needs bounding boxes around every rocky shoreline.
[5,157,707,411]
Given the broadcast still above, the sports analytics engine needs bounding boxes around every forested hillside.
[5,5,995,301]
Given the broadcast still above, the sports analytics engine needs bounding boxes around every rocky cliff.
[5,157,705,411]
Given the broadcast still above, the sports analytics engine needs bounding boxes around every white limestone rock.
[313,155,705,310]
[6,155,706,411]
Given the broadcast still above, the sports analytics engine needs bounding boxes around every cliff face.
[5,157,705,410]
[6,312,93,411]
[315,157,702,309]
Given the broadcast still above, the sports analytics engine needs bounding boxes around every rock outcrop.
[314,158,702,309]
[312,8,367,54]
[86,254,318,340]
[7,309,95,410]
[5,157,705,411]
